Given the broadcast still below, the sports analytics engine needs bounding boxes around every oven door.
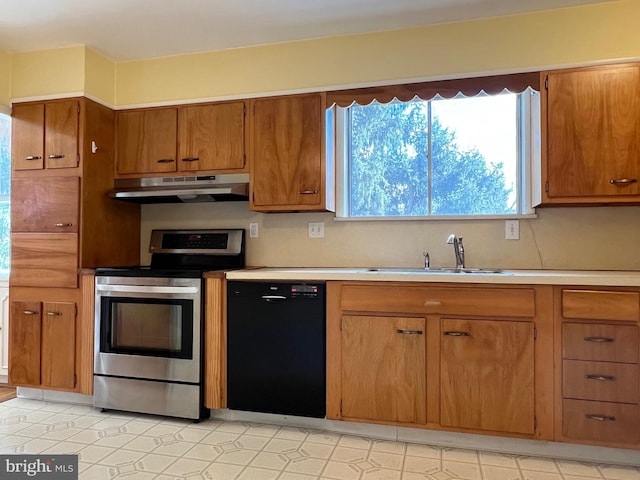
[94,276,201,384]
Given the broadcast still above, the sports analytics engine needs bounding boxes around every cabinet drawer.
[563,399,640,445]
[563,323,638,363]
[341,285,535,317]
[562,290,640,322]
[11,177,80,233]
[10,233,78,288]
[563,360,638,404]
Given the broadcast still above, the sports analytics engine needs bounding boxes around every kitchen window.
[0,112,9,274]
[331,77,540,220]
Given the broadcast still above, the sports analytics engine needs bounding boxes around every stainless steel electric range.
[93,229,245,420]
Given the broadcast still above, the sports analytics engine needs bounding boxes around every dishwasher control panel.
[291,284,320,298]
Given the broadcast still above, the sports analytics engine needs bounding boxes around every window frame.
[333,89,539,221]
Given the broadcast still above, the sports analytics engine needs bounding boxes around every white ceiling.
[0,0,615,62]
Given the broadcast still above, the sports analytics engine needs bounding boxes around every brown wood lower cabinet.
[341,315,426,423]
[556,287,640,450]
[440,318,535,435]
[9,300,76,389]
[326,281,554,440]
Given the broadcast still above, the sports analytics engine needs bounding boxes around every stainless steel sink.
[363,267,508,274]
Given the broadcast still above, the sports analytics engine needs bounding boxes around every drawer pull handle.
[443,331,471,337]
[47,154,65,159]
[424,300,442,306]
[181,157,200,162]
[585,414,616,422]
[397,329,423,335]
[261,295,287,303]
[22,310,39,315]
[299,190,318,195]
[45,311,62,316]
[156,158,175,164]
[25,155,42,161]
[610,178,637,185]
[585,374,616,381]
[55,223,73,227]
[584,337,614,343]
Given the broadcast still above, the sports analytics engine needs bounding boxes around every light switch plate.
[505,220,519,240]
[249,222,259,238]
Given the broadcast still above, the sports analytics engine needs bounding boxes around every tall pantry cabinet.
[9,98,140,394]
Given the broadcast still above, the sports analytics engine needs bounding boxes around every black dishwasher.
[226,281,326,418]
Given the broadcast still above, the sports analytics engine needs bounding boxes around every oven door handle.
[96,285,199,294]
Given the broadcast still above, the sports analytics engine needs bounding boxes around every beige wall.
[6,0,640,271]
[116,0,640,106]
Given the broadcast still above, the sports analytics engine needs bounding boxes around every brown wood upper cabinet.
[250,93,334,212]
[116,101,246,176]
[12,100,79,170]
[542,63,640,204]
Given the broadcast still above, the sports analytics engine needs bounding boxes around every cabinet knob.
[584,336,614,343]
[443,331,471,337]
[609,178,637,185]
[585,414,616,422]
[55,223,73,228]
[25,155,42,161]
[45,311,62,316]
[22,310,39,315]
[585,374,616,381]
[48,154,65,159]
[396,329,423,335]
[156,159,175,164]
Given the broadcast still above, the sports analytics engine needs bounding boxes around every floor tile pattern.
[0,398,638,480]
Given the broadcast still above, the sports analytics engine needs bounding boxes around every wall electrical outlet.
[249,222,259,238]
[505,220,520,240]
[308,222,325,239]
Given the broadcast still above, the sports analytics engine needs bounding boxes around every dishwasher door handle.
[261,295,288,302]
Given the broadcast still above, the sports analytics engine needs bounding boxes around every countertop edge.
[225,268,640,286]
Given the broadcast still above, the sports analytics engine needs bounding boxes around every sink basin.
[363,267,508,275]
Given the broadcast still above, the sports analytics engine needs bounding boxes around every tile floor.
[0,398,638,480]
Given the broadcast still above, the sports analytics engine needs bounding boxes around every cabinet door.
[41,302,76,389]
[178,102,246,172]
[116,108,177,174]
[45,100,79,169]
[9,301,41,386]
[10,233,79,288]
[546,65,640,197]
[11,177,80,232]
[341,315,426,423]
[441,318,534,434]
[12,103,44,170]
[251,94,324,209]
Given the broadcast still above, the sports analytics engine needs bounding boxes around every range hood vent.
[109,174,250,204]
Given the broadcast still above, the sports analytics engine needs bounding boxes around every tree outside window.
[0,113,10,273]
[346,93,526,218]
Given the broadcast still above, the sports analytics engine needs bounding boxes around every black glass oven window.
[101,297,193,359]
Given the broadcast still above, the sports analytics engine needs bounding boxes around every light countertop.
[226,267,640,286]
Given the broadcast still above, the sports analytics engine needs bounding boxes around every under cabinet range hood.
[109,174,250,203]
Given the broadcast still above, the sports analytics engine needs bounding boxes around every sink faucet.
[447,234,465,269]
[422,251,430,270]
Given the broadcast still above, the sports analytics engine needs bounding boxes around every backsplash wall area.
[141,203,640,271]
